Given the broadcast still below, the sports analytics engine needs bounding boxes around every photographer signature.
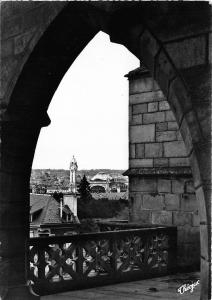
[177,280,200,294]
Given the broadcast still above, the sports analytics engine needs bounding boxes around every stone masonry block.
[133,103,147,115]
[129,90,164,104]
[1,38,13,58]
[168,122,178,130]
[2,16,23,38]
[164,141,187,157]
[130,178,157,192]
[200,258,210,297]
[177,226,200,247]
[192,211,200,226]
[166,35,206,69]
[181,194,198,212]
[132,114,143,125]
[172,179,185,194]
[156,131,176,142]
[165,111,176,121]
[135,144,144,158]
[145,143,163,158]
[130,124,155,143]
[136,210,151,223]
[177,243,200,267]
[129,105,132,122]
[176,131,183,141]
[185,180,195,193]
[130,210,141,222]
[178,225,200,244]
[152,211,172,225]
[143,194,164,210]
[156,122,168,132]
[168,79,187,124]
[173,212,192,225]
[148,102,158,112]
[158,179,171,193]
[200,224,210,261]
[130,193,142,211]
[130,159,153,168]
[154,51,177,96]
[179,115,193,154]
[179,242,200,267]
[169,157,190,167]
[169,78,191,122]
[164,194,180,210]
[159,100,170,111]
[143,112,165,124]
[130,144,135,159]
[139,29,160,69]
[195,186,211,223]
[14,31,33,55]
[129,77,159,94]
[129,94,144,105]
[154,158,169,167]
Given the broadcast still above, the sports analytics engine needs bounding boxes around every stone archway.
[0,3,103,299]
[0,2,210,299]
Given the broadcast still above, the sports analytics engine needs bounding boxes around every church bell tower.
[63,156,79,218]
[69,155,78,193]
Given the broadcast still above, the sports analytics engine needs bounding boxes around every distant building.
[30,194,79,237]
[92,191,128,201]
[63,156,79,218]
[89,172,128,194]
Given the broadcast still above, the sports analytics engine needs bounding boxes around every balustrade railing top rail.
[29,226,177,296]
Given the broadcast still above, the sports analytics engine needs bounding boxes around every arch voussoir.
[139,29,161,73]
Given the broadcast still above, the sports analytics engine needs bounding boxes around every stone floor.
[42,272,200,300]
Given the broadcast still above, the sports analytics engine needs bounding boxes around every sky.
[32,32,139,170]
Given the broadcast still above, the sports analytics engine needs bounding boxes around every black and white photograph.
[0,1,211,300]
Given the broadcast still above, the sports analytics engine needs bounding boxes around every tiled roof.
[30,193,73,225]
[42,198,61,224]
[30,194,50,214]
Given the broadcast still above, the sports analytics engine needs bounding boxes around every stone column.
[0,114,48,299]
[179,65,211,300]
[125,67,200,269]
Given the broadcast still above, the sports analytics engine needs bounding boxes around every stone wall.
[128,68,189,169]
[126,67,200,269]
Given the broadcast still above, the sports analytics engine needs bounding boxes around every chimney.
[60,196,63,219]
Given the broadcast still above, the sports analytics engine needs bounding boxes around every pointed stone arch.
[0,2,210,299]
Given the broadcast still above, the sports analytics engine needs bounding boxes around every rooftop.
[30,193,73,225]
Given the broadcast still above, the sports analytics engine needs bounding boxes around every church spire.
[69,155,78,193]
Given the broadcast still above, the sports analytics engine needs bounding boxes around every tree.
[52,191,63,202]
[78,175,92,203]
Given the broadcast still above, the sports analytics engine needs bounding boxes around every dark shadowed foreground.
[42,272,200,300]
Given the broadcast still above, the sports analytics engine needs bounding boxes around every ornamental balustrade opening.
[29,227,177,296]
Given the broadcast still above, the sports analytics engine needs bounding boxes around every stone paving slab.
[42,272,200,300]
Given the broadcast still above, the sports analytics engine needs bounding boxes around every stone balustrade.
[29,227,177,296]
